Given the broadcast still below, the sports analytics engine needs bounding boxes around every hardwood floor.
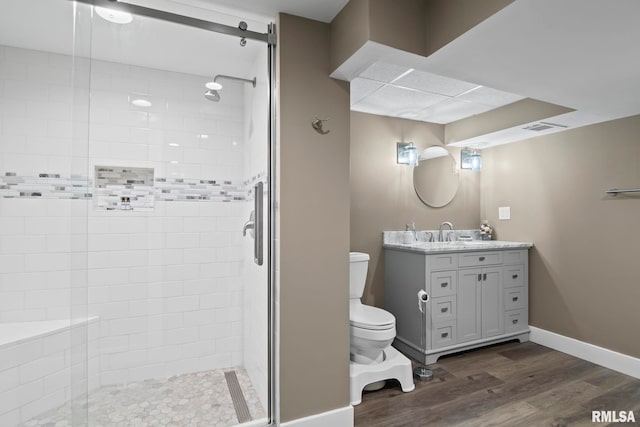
[354,341,640,426]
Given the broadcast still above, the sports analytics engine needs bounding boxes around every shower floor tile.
[22,368,266,427]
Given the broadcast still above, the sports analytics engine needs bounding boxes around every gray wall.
[277,13,352,422]
[277,1,640,423]
[330,0,427,73]
[350,111,481,308]
[330,0,369,73]
[351,111,640,360]
[445,99,573,145]
[331,0,513,73]
[425,0,514,55]
[481,115,640,358]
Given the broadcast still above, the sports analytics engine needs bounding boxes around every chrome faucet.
[438,221,454,242]
[406,221,418,241]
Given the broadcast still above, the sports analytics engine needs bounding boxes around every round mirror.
[413,146,459,208]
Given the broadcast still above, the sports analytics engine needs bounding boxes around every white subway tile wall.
[0,319,99,426]
[0,44,266,401]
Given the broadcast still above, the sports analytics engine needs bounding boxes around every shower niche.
[94,166,155,211]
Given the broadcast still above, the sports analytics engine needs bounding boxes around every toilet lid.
[350,305,395,330]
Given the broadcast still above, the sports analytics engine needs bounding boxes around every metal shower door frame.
[73,0,276,45]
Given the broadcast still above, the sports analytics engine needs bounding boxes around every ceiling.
[123,0,349,25]
[3,0,639,148]
[351,64,525,124]
[333,0,640,148]
[194,0,349,23]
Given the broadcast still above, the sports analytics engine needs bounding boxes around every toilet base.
[350,345,415,406]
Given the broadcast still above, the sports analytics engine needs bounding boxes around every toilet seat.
[350,304,395,330]
[351,324,396,342]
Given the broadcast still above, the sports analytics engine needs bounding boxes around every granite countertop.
[383,240,533,254]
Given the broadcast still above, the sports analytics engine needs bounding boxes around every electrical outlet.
[498,206,511,220]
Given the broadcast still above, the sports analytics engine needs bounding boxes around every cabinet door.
[481,267,504,338]
[457,268,481,343]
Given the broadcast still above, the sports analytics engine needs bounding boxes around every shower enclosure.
[0,0,275,425]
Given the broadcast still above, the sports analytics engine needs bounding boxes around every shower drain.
[225,370,253,423]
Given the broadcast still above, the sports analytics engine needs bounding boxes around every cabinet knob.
[441,307,448,313]
[483,273,487,281]
[512,297,518,301]
[441,332,449,338]
[512,319,518,324]
[479,256,486,261]
[440,282,448,288]
[512,274,518,279]
[477,274,482,282]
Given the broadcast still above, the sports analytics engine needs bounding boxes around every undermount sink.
[415,240,493,248]
[457,241,493,246]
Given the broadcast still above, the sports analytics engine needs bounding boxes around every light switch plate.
[498,206,511,220]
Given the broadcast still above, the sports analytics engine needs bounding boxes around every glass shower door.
[0,0,93,425]
[0,0,272,425]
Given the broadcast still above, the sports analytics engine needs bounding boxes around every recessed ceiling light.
[232,141,238,146]
[131,98,152,108]
[200,134,209,139]
[168,143,180,147]
[169,161,179,164]
[95,6,133,25]
[205,82,222,90]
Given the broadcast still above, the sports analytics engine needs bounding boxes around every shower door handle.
[253,181,263,266]
[243,182,263,266]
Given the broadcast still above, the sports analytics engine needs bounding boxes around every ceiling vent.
[523,122,568,132]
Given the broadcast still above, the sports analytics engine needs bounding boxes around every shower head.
[204,89,220,102]
[203,74,256,102]
[205,81,223,90]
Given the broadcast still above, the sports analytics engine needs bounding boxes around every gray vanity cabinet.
[385,247,530,365]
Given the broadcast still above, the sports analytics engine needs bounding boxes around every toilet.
[349,252,414,405]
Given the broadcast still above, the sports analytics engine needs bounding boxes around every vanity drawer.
[432,321,457,349]
[431,296,456,323]
[504,287,527,310]
[503,265,525,288]
[429,253,458,271]
[504,250,527,265]
[504,309,528,333]
[458,251,502,267]
[430,270,457,297]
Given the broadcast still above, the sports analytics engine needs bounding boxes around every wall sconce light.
[461,149,482,171]
[397,142,418,166]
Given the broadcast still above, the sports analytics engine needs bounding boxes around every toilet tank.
[349,252,370,299]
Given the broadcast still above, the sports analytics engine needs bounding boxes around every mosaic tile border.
[244,172,268,201]
[0,170,267,208]
[0,173,91,199]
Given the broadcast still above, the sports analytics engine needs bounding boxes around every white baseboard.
[280,406,354,427]
[529,326,640,379]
